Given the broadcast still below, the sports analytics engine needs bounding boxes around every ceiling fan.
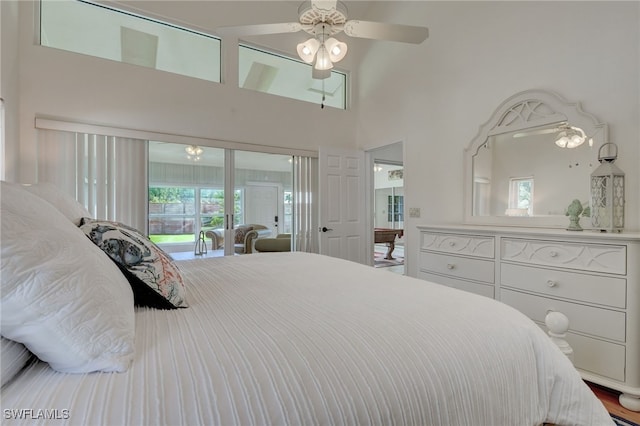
[217,0,429,80]
[513,122,590,149]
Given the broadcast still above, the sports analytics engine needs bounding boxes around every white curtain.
[292,156,319,253]
[37,129,148,233]
[0,98,5,181]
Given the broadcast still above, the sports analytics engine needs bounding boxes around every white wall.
[354,1,640,276]
[9,1,359,184]
[3,1,639,277]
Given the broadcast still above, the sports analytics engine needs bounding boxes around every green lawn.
[149,234,195,244]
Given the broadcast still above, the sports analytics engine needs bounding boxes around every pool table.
[374,228,404,260]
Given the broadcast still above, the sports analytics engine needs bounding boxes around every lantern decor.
[590,142,625,232]
[194,230,207,256]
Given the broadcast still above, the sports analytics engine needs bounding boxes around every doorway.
[368,142,405,274]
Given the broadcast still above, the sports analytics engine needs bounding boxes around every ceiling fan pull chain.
[321,78,325,109]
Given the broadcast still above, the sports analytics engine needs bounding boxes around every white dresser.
[417,224,640,410]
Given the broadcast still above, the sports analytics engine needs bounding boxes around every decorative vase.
[565,199,584,231]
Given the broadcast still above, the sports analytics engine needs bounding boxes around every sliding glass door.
[34,122,315,257]
[148,141,292,256]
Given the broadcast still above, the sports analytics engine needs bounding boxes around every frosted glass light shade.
[314,46,333,70]
[324,37,348,62]
[297,38,320,63]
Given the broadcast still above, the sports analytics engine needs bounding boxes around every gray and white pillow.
[80,219,188,309]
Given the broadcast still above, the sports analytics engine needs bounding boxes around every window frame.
[508,176,534,216]
[238,43,348,109]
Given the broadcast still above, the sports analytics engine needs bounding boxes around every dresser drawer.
[502,289,626,342]
[501,263,626,308]
[501,238,626,274]
[418,271,494,298]
[419,251,494,284]
[534,324,626,382]
[421,232,494,258]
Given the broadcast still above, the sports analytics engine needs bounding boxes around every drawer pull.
[549,251,558,258]
[547,280,557,288]
[446,263,456,270]
[448,241,456,247]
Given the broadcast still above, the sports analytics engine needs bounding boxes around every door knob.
[320,226,333,232]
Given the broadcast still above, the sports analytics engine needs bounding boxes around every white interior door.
[319,147,366,264]
[245,183,280,236]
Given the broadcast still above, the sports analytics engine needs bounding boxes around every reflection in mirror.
[472,126,596,217]
[464,90,607,227]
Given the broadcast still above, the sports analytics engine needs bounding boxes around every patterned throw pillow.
[234,226,254,244]
[80,219,188,309]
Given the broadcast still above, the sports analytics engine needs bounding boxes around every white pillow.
[0,337,33,387]
[22,182,92,226]
[0,181,135,373]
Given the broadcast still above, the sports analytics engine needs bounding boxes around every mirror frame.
[463,89,608,228]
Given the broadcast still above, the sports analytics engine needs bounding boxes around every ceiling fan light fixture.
[554,126,586,149]
[568,134,583,149]
[185,145,204,161]
[217,0,429,80]
[314,46,333,70]
[324,37,348,62]
[555,135,569,148]
[297,38,320,63]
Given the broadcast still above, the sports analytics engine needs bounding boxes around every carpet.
[612,414,640,426]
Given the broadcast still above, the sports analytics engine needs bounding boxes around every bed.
[0,181,613,425]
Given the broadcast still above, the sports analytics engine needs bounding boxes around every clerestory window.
[239,44,347,109]
[39,0,221,83]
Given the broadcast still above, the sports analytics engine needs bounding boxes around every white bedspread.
[1,252,612,425]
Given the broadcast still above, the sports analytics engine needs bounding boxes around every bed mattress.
[1,252,612,425]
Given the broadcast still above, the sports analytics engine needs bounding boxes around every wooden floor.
[170,250,224,261]
[588,382,640,424]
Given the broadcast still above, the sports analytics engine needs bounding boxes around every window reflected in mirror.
[472,130,596,218]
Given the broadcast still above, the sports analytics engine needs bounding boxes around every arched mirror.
[464,89,608,228]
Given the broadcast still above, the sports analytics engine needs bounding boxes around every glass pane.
[148,187,196,244]
[40,0,221,82]
[200,188,225,230]
[239,44,346,109]
[508,177,534,216]
[148,141,225,252]
[234,151,293,244]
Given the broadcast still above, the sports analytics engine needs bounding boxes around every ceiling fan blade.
[343,20,428,44]
[513,128,561,138]
[311,0,337,12]
[217,22,302,37]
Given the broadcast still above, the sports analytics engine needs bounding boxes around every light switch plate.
[409,207,421,218]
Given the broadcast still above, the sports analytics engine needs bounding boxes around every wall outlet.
[409,207,421,218]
